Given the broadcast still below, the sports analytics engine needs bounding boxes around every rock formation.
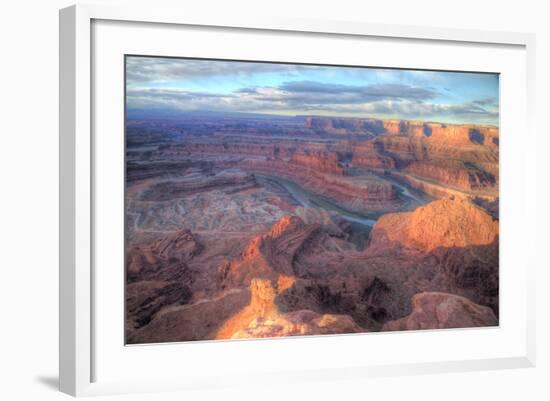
[127,228,203,281]
[382,292,498,331]
[366,197,499,314]
[221,215,320,286]
[367,198,499,254]
[304,116,385,137]
[405,160,496,191]
[241,159,402,212]
[216,276,362,339]
[290,149,344,175]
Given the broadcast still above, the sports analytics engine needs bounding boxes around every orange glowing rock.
[368,198,498,254]
[215,276,361,340]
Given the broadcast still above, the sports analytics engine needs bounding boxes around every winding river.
[254,173,424,230]
[255,173,423,250]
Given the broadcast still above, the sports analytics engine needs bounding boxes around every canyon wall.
[241,159,401,211]
[290,150,345,175]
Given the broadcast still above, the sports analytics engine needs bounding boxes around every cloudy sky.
[126,56,499,125]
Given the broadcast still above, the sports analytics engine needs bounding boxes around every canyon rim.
[125,56,499,344]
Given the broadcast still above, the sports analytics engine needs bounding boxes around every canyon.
[125,113,499,343]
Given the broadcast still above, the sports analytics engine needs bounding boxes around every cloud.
[127,85,498,124]
[232,81,439,111]
[278,81,356,94]
[126,57,318,85]
[126,59,498,124]
[360,100,498,120]
[471,97,498,107]
[126,80,437,113]
[278,81,437,100]
[127,88,290,113]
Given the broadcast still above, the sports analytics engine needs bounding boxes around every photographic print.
[125,56,499,344]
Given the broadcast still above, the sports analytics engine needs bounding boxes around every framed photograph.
[59,4,536,396]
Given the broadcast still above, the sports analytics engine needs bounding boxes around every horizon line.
[126,107,500,128]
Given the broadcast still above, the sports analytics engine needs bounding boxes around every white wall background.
[0,0,547,400]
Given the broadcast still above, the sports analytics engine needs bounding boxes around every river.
[255,174,379,228]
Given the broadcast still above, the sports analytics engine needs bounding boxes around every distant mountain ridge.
[126,107,300,121]
[127,107,499,129]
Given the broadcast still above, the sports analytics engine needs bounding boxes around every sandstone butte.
[215,275,362,340]
[382,292,498,331]
[368,197,499,254]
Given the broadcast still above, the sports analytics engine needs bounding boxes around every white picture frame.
[59,3,536,397]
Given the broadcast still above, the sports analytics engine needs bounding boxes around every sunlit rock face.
[290,150,345,175]
[382,292,498,331]
[404,160,496,191]
[220,215,321,286]
[216,277,362,340]
[367,198,499,254]
[365,198,499,316]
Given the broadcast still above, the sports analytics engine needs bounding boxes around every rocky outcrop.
[151,229,204,260]
[221,215,320,286]
[387,171,497,203]
[367,198,499,254]
[216,277,362,339]
[242,159,401,212]
[139,170,258,201]
[405,160,496,191]
[125,229,204,331]
[373,132,498,166]
[157,141,293,159]
[304,116,385,136]
[382,292,498,331]
[126,288,251,343]
[276,275,398,330]
[290,150,344,175]
[366,198,499,314]
[126,281,193,329]
[350,141,396,169]
[304,116,499,150]
[127,228,203,281]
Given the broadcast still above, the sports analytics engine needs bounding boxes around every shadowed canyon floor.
[125,114,499,344]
